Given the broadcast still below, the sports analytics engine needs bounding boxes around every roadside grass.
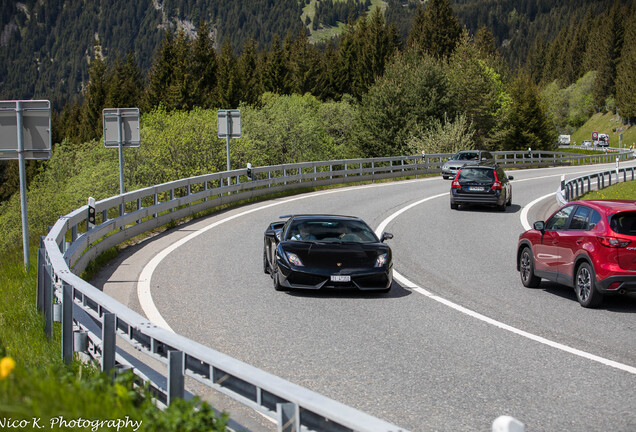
[570,112,635,149]
[579,178,636,200]
[0,248,229,431]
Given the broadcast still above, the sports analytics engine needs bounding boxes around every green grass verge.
[570,112,635,149]
[0,248,229,431]
[579,178,636,200]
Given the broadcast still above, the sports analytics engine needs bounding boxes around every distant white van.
[558,134,571,145]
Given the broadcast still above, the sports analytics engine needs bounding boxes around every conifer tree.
[191,21,218,109]
[215,42,241,108]
[616,10,636,122]
[263,35,290,94]
[145,30,176,111]
[238,39,263,106]
[287,29,319,95]
[106,53,144,109]
[407,0,462,59]
[495,72,555,151]
[79,44,108,142]
[588,3,627,111]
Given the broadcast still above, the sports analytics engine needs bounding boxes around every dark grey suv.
[450,165,513,211]
[441,150,495,179]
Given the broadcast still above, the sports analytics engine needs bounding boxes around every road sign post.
[103,108,140,198]
[217,110,241,185]
[0,100,52,270]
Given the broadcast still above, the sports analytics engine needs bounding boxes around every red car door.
[534,205,576,277]
[554,205,595,285]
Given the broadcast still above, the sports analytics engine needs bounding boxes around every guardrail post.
[168,350,184,405]
[276,402,299,432]
[101,313,116,375]
[62,282,73,364]
[43,264,53,339]
[37,245,45,313]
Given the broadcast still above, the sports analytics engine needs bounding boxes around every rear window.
[458,168,494,182]
[609,212,636,236]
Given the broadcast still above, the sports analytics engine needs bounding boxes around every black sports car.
[263,215,394,292]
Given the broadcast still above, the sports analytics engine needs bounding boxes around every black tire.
[442,175,449,180]
[273,267,285,291]
[450,201,458,210]
[519,247,541,288]
[263,246,270,274]
[506,191,512,206]
[575,262,603,308]
[498,201,506,211]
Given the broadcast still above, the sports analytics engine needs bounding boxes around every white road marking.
[519,192,556,230]
[375,179,636,376]
[138,179,437,331]
[138,167,636,375]
[391,271,636,375]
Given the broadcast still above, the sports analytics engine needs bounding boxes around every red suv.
[517,200,636,307]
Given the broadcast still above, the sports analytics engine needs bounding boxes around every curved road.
[102,161,636,431]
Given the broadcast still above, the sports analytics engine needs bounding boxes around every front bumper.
[277,262,393,291]
[441,165,462,178]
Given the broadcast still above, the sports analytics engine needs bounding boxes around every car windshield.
[455,152,479,161]
[286,219,379,243]
[609,212,636,236]
[457,168,494,183]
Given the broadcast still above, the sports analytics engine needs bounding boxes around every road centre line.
[137,169,635,375]
[375,181,636,376]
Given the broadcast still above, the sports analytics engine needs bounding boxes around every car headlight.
[375,253,388,267]
[286,252,304,267]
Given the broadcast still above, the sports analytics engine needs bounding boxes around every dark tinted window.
[286,219,378,243]
[589,210,601,229]
[609,212,636,235]
[546,205,575,231]
[569,206,591,230]
[458,168,494,183]
[456,152,479,161]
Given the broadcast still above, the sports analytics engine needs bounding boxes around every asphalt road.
[101,161,636,432]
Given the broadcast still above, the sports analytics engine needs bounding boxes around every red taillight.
[491,170,502,190]
[451,171,461,189]
[597,236,631,248]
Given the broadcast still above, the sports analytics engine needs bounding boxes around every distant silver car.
[441,150,495,179]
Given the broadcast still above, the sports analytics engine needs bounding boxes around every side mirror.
[533,221,545,231]
[381,232,393,242]
[508,175,514,180]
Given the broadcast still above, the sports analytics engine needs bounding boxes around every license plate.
[468,186,485,192]
[330,275,351,282]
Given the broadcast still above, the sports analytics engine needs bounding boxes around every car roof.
[284,214,363,222]
[458,165,496,170]
[570,200,636,212]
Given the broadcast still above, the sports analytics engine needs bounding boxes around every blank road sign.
[103,108,140,147]
[0,100,51,160]
[217,110,241,138]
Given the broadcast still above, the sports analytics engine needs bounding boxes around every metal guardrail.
[39,149,632,431]
[556,165,636,205]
